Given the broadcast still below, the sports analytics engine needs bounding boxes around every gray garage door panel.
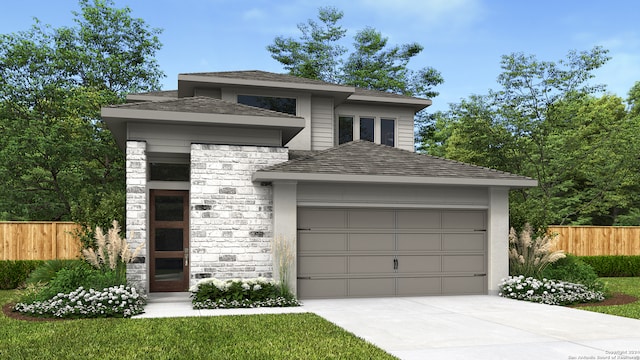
[297,208,487,299]
[349,210,395,228]
[396,255,442,273]
[442,255,485,273]
[397,277,442,295]
[350,256,395,274]
[396,210,441,229]
[298,233,347,252]
[350,233,395,251]
[442,276,486,294]
[350,278,395,297]
[397,233,441,251]
[298,256,347,275]
[442,233,485,251]
[299,209,346,228]
[299,279,347,298]
[442,211,485,229]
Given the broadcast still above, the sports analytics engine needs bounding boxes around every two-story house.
[102,70,536,299]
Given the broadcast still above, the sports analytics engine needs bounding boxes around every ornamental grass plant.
[509,223,565,278]
[82,220,144,284]
[272,235,295,298]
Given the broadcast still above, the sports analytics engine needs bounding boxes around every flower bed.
[498,275,605,305]
[190,278,300,309]
[13,285,146,318]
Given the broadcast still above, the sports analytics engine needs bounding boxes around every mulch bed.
[2,293,637,322]
[569,292,638,308]
[2,302,70,322]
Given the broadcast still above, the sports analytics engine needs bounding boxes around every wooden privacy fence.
[548,226,640,256]
[0,222,83,260]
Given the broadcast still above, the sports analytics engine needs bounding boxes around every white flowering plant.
[190,278,300,309]
[498,275,605,305]
[13,285,146,318]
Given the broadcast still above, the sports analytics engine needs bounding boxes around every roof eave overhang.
[101,107,305,150]
[252,171,538,188]
[346,95,432,111]
[178,74,356,102]
[126,94,175,102]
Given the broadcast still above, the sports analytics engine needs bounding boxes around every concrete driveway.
[301,295,640,360]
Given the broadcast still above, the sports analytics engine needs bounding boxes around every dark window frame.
[381,118,395,147]
[237,95,297,115]
[338,116,354,145]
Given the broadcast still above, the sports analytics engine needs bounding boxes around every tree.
[267,7,443,98]
[0,0,163,230]
[267,7,346,83]
[420,47,640,228]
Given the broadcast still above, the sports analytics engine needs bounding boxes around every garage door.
[297,208,487,299]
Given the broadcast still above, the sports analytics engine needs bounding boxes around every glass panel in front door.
[154,258,184,282]
[155,228,184,251]
[155,196,184,221]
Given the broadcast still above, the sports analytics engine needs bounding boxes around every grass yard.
[0,290,396,360]
[577,277,640,319]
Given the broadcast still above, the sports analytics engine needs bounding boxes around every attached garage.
[297,208,487,299]
[252,140,538,299]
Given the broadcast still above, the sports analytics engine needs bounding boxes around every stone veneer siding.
[189,144,289,287]
[125,141,148,292]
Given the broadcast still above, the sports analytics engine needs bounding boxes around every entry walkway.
[135,293,640,360]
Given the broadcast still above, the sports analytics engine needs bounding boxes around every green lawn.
[0,290,396,360]
[577,277,640,319]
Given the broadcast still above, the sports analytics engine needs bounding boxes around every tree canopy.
[0,0,163,230]
[419,47,640,228]
[267,7,443,99]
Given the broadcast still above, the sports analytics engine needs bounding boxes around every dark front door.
[150,190,189,292]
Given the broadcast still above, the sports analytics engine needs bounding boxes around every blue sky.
[1,0,639,112]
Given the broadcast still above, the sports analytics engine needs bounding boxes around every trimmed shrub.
[0,260,44,289]
[26,259,84,285]
[190,278,300,309]
[19,261,123,304]
[579,256,640,277]
[542,254,604,292]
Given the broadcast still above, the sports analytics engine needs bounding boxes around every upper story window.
[337,116,395,147]
[381,118,395,147]
[338,116,354,145]
[237,95,296,115]
[360,117,374,142]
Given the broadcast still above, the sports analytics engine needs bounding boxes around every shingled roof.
[254,141,537,187]
[179,70,429,104]
[107,96,300,118]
